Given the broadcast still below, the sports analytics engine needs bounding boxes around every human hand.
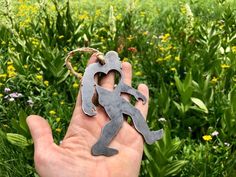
[26,54,149,177]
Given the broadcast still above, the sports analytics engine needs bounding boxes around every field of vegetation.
[0,0,236,176]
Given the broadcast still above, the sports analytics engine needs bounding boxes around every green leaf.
[19,109,29,133]
[164,160,188,176]
[191,97,208,113]
[174,75,183,95]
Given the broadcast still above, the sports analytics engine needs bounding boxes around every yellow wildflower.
[140,11,146,17]
[123,57,129,62]
[161,33,170,43]
[56,118,61,122]
[0,94,3,97]
[170,67,177,72]
[7,65,15,71]
[7,65,16,78]
[73,66,78,71]
[175,56,181,61]
[73,83,79,88]
[116,13,122,21]
[202,135,212,141]
[55,128,62,133]
[44,80,49,86]
[211,77,218,84]
[180,5,187,14]
[156,58,164,63]
[0,74,7,78]
[127,35,134,41]
[221,64,230,69]
[143,31,148,36]
[164,55,172,60]
[49,110,56,115]
[24,65,28,69]
[36,74,43,80]
[60,101,65,105]
[232,46,236,53]
[135,71,142,76]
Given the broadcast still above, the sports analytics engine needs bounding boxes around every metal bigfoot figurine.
[79,51,163,157]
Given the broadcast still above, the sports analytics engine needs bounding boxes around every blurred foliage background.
[0,0,236,176]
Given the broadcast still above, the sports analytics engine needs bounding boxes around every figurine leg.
[91,115,123,156]
[122,101,163,144]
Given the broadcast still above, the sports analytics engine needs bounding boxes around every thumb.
[27,115,54,150]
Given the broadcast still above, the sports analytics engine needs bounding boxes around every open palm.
[27,55,149,177]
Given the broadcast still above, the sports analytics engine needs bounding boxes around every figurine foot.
[91,144,118,157]
[144,129,164,145]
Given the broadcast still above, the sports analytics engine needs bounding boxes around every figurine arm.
[119,82,147,104]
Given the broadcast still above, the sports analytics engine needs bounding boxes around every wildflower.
[158,117,166,122]
[9,97,15,102]
[175,56,180,61]
[128,47,137,53]
[135,71,142,76]
[60,101,65,105]
[140,11,146,17]
[123,57,129,62]
[211,77,218,84]
[24,65,28,69]
[202,135,212,141]
[143,31,148,35]
[221,64,230,69]
[56,118,61,122]
[49,110,56,115]
[156,58,164,62]
[160,33,170,43]
[44,80,49,86]
[9,92,23,98]
[36,74,43,80]
[127,35,134,41]
[73,83,79,88]
[73,66,78,71]
[7,65,16,78]
[180,5,187,14]
[188,126,192,132]
[224,142,230,147]
[164,55,172,60]
[158,46,165,51]
[4,88,11,93]
[170,67,177,72]
[211,131,219,136]
[116,13,122,21]
[27,99,34,107]
[55,128,62,133]
[231,46,236,53]
[0,74,7,78]
[0,94,3,97]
